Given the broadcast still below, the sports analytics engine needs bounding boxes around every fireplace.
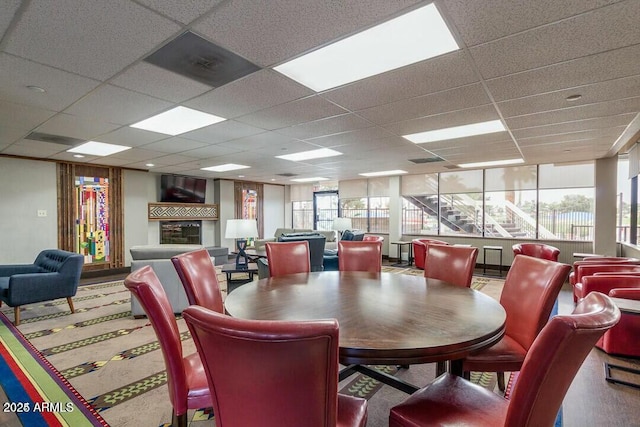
[160,221,202,245]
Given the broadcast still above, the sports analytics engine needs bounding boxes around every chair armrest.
[254,238,275,250]
[0,265,42,276]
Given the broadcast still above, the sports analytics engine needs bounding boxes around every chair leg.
[462,370,470,380]
[67,297,75,313]
[436,361,447,376]
[497,371,506,391]
[14,306,20,326]
[172,411,187,427]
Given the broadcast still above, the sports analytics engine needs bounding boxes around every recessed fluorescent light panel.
[359,170,408,177]
[130,106,226,136]
[404,120,506,144]
[458,159,524,168]
[274,3,458,91]
[291,177,329,182]
[276,148,342,162]
[201,163,250,172]
[67,141,131,156]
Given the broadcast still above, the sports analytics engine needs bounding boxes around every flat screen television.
[160,175,206,204]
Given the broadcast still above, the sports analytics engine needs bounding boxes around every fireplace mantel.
[148,202,218,221]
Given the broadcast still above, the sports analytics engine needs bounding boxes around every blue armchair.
[0,249,84,325]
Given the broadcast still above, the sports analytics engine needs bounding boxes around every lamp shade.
[332,217,353,231]
[225,219,259,239]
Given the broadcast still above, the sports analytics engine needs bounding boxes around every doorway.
[314,191,339,231]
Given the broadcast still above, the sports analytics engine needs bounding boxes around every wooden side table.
[483,245,503,277]
[390,241,413,267]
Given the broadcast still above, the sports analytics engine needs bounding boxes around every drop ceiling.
[1,0,639,183]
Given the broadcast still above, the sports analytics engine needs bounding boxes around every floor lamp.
[225,219,259,270]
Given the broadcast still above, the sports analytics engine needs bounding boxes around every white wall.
[594,157,618,256]
[263,184,285,238]
[123,169,156,266]
[0,158,58,262]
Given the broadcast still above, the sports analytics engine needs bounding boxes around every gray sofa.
[129,245,220,316]
[255,228,338,250]
[0,249,84,325]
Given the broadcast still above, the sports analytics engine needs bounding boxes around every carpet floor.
[1,266,508,427]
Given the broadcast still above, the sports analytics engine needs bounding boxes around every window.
[401,173,439,235]
[439,170,482,236]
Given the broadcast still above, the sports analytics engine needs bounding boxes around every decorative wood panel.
[148,202,219,221]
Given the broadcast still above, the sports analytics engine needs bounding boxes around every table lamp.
[225,219,259,270]
[332,217,353,240]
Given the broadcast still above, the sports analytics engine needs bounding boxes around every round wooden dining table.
[224,271,506,393]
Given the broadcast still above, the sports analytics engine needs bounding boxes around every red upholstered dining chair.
[123,266,212,427]
[569,257,640,301]
[572,262,640,302]
[412,238,449,270]
[580,275,640,357]
[182,305,368,427]
[512,242,560,262]
[462,255,571,391]
[171,249,223,313]
[423,244,478,288]
[389,292,620,427]
[338,240,383,272]
[265,241,311,277]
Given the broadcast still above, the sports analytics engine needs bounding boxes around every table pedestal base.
[339,364,419,394]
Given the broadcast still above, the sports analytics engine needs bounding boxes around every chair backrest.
[575,263,640,284]
[501,255,571,351]
[123,266,186,413]
[581,274,640,297]
[171,249,223,313]
[512,243,560,262]
[423,245,478,287]
[265,241,311,277]
[362,235,384,242]
[582,256,639,262]
[505,292,620,427]
[278,234,326,272]
[338,241,383,272]
[183,305,340,427]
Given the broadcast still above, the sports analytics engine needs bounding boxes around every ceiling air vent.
[409,157,444,164]
[277,173,298,177]
[144,31,261,87]
[25,132,84,146]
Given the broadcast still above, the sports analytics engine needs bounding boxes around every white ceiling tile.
[87,156,134,166]
[275,114,373,139]
[178,144,242,159]
[383,105,502,136]
[505,97,640,130]
[140,137,210,154]
[443,0,621,46]
[512,115,636,139]
[181,120,266,144]
[64,84,174,125]
[193,0,423,66]
[0,100,56,129]
[469,1,640,79]
[497,75,640,118]
[0,126,29,146]
[485,44,640,102]
[110,62,213,103]
[4,0,182,80]
[185,69,313,119]
[322,51,479,111]
[411,132,514,151]
[516,127,626,147]
[0,1,21,37]
[0,53,101,111]
[357,83,491,125]
[305,127,398,148]
[110,147,167,161]
[135,0,223,25]
[35,113,120,140]
[95,127,169,147]
[236,95,348,130]
[216,132,309,152]
[1,139,69,157]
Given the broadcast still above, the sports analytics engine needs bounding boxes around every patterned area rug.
[0,266,507,426]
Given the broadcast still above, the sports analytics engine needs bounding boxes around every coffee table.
[224,271,506,393]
